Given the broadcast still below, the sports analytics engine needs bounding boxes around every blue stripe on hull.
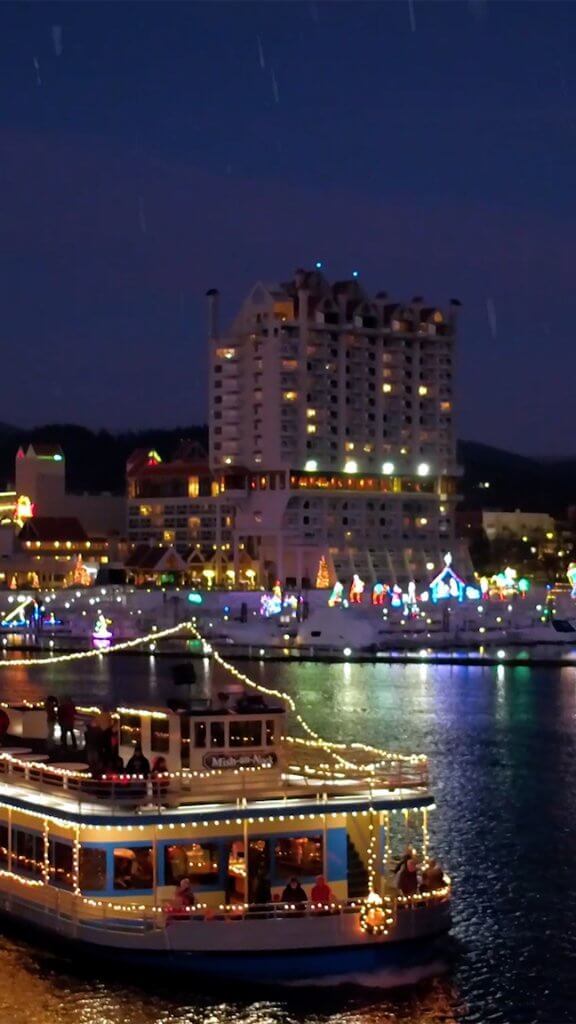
[98,936,451,984]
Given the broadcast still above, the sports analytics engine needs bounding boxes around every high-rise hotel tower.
[208,269,468,586]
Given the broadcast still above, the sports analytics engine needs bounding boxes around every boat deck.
[0,732,431,822]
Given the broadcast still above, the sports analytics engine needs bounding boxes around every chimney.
[206,288,220,340]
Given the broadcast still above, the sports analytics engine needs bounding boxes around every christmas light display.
[372,583,387,606]
[349,574,365,604]
[315,556,330,589]
[92,610,112,642]
[568,563,576,599]
[327,581,344,607]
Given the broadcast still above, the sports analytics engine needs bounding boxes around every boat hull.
[0,891,451,985]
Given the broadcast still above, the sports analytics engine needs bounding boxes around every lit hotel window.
[383,384,392,393]
[282,391,298,401]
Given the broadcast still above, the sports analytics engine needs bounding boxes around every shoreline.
[1,637,576,667]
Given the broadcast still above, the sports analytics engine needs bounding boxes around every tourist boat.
[0,654,451,986]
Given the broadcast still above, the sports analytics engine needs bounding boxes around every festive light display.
[65,555,92,589]
[567,563,576,599]
[349,574,365,604]
[315,556,330,589]
[371,583,387,606]
[92,610,112,642]
[328,581,344,607]
[0,620,193,667]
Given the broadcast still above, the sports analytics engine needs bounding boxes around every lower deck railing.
[0,876,450,936]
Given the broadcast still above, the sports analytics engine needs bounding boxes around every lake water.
[0,653,574,1024]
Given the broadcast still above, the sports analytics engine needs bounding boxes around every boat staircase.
[347,835,369,898]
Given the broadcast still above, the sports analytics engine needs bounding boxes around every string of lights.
[0,620,195,667]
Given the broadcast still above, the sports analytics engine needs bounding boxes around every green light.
[187,592,203,605]
[518,577,530,593]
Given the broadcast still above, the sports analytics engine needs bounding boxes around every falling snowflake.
[408,0,416,32]
[257,35,265,70]
[52,25,63,57]
[32,56,42,86]
[271,69,279,104]
[486,298,497,338]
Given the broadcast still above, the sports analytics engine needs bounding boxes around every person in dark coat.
[125,743,150,777]
[398,858,419,896]
[0,707,9,746]
[45,696,58,746]
[251,866,272,905]
[281,877,307,904]
[58,697,77,750]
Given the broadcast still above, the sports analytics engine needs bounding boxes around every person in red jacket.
[310,875,334,905]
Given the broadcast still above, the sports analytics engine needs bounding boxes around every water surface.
[0,654,573,1023]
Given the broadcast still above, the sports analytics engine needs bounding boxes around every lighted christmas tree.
[64,555,92,588]
[316,555,330,589]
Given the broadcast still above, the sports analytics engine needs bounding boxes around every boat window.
[120,713,141,747]
[79,848,107,891]
[273,836,323,881]
[50,840,73,889]
[310,630,322,637]
[194,721,207,748]
[210,722,225,748]
[164,842,219,886]
[229,720,262,748]
[180,714,190,768]
[150,716,169,754]
[265,719,275,746]
[11,829,44,878]
[113,847,154,891]
[248,838,270,881]
[0,823,7,865]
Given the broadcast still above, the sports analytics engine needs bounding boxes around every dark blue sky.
[0,1,574,453]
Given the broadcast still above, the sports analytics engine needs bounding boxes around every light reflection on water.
[0,655,574,1023]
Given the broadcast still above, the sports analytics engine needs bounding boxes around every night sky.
[1,1,574,454]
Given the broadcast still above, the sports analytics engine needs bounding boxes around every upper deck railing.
[0,738,429,817]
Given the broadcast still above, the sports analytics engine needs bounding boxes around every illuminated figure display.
[390,584,403,609]
[349,575,365,604]
[403,581,419,616]
[488,567,528,600]
[428,553,468,603]
[260,591,282,617]
[92,611,112,641]
[372,583,387,606]
[328,581,344,607]
[568,563,576,599]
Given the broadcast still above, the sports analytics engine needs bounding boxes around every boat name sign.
[202,752,277,770]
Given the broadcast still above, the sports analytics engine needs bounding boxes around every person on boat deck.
[125,743,150,777]
[151,755,169,799]
[174,877,195,909]
[84,719,102,773]
[421,858,445,892]
[251,865,271,905]
[281,877,307,904]
[95,709,114,767]
[0,707,9,746]
[393,846,415,877]
[311,876,334,905]
[398,858,419,896]
[45,696,58,745]
[58,697,77,750]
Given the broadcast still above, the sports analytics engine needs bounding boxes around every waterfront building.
[126,447,257,587]
[208,269,469,585]
[15,443,124,536]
